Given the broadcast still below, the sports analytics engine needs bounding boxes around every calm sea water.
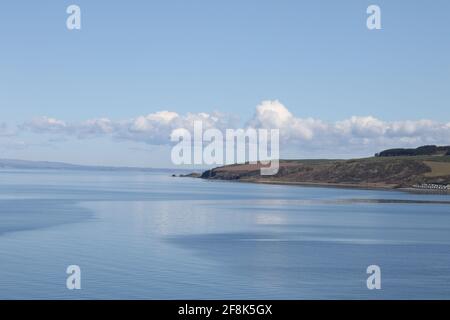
[1,169,450,299]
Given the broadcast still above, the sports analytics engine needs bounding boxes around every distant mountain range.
[0,159,185,172]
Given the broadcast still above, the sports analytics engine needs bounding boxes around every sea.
[1,169,450,299]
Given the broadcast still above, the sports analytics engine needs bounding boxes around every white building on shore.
[413,184,449,191]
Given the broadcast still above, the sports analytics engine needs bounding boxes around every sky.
[0,0,449,168]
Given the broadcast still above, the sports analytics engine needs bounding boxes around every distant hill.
[200,154,450,190]
[0,159,182,173]
[375,145,450,157]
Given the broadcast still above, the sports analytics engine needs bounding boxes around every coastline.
[195,177,450,195]
[195,155,450,195]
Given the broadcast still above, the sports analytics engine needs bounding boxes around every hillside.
[200,156,450,190]
[376,145,450,157]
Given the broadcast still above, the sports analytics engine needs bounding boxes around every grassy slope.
[201,156,450,189]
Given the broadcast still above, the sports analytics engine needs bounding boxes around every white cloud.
[247,101,450,153]
[23,110,237,145]
[247,100,328,141]
[24,117,67,133]
[20,100,450,157]
[335,116,386,137]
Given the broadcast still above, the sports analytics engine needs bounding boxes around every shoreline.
[195,154,450,195]
[198,177,450,195]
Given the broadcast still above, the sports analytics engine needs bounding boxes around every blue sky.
[0,1,449,167]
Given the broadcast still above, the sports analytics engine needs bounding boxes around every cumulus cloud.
[20,100,450,156]
[248,100,327,141]
[22,110,237,145]
[23,117,68,133]
[247,101,450,152]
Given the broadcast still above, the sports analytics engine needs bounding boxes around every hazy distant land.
[0,159,187,173]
